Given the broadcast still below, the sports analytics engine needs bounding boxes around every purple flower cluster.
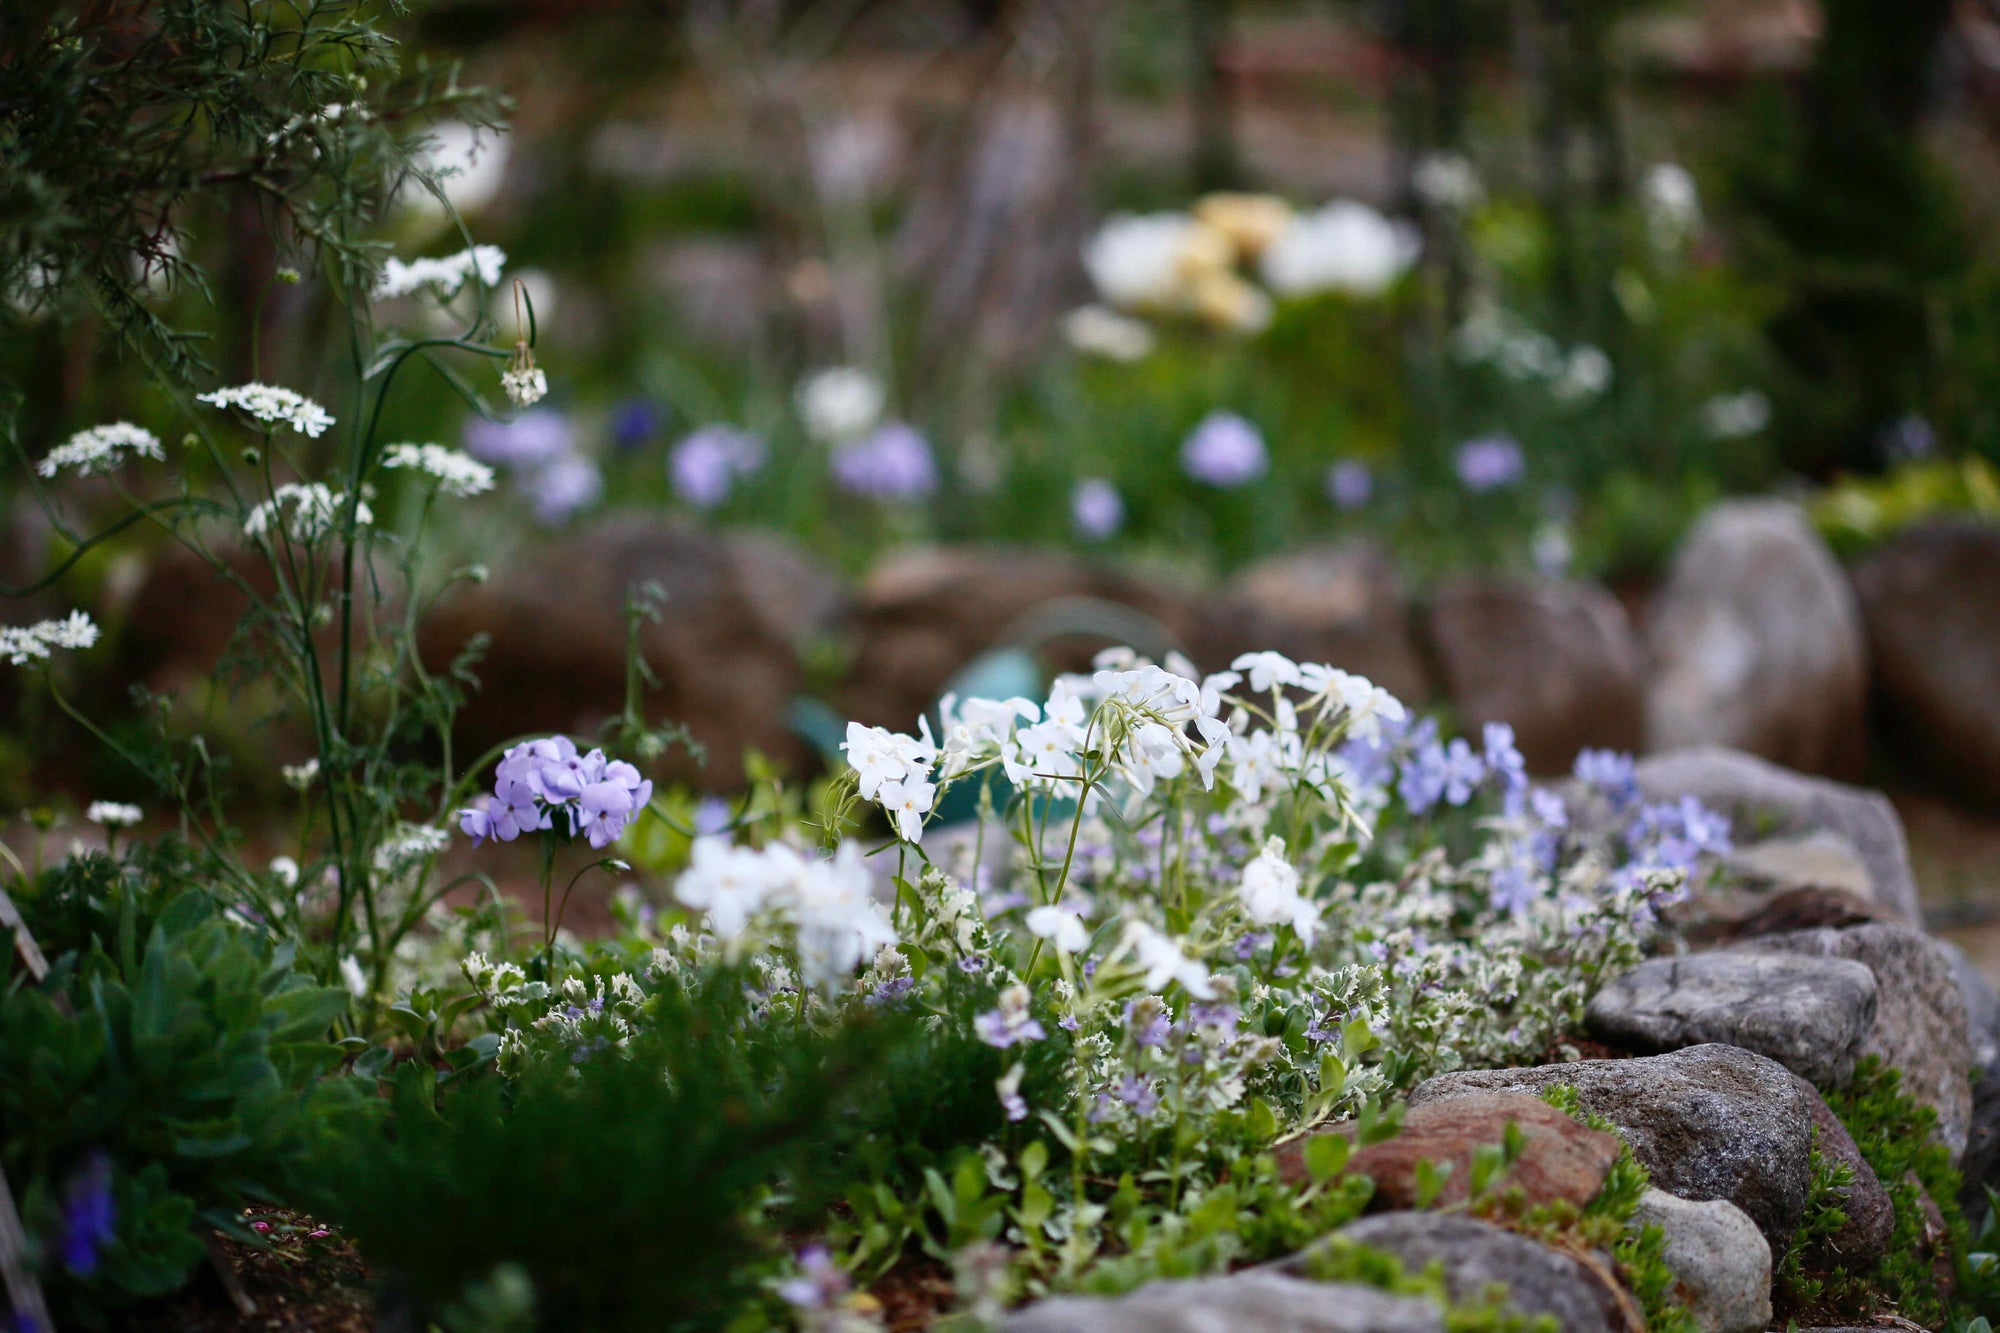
[59,1153,115,1276]
[461,408,603,526]
[1326,459,1373,510]
[974,1005,1046,1049]
[525,452,603,526]
[1181,411,1268,488]
[459,736,653,850]
[1626,794,1733,873]
[1454,433,1525,492]
[1573,747,1639,810]
[831,421,937,500]
[669,425,766,509]
[1071,477,1125,540]
[1397,720,1487,814]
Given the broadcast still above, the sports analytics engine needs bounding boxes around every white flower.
[1062,305,1155,362]
[877,776,936,844]
[382,442,495,497]
[372,823,449,874]
[1025,904,1089,953]
[501,365,548,408]
[1701,390,1770,440]
[1552,345,1613,401]
[406,122,512,218]
[244,483,373,542]
[1260,201,1419,299]
[270,856,300,889]
[675,837,798,941]
[842,720,936,803]
[1643,163,1700,243]
[797,367,885,442]
[1231,650,1302,694]
[37,423,164,478]
[1298,665,1407,745]
[86,801,142,828]
[1239,836,1319,944]
[1123,921,1217,1000]
[1002,718,1086,791]
[1412,153,1484,211]
[339,955,369,998]
[1,611,99,666]
[375,245,507,299]
[197,384,335,437]
[789,841,897,993]
[281,759,320,790]
[1084,212,1208,310]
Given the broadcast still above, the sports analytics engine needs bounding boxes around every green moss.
[1295,1236,1558,1333]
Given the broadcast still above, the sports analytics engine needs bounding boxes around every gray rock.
[1630,1189,1770,1333]
[1585,952,1877,1086]
[1424,576,1644,775]
[1942,939,2000,1070]
[1778,1070,1894,1267]
[1746,922,1975,1160]
[1315,1214,1626,1333]
[1642,499,1867,780]
[1203,542,1430,705]
[1631,747,1923,925]
[1850,521,2000,812]
[1941,941,2000,1216]
[1002,1271,1444,1333]
[1409,1044,1815,1248]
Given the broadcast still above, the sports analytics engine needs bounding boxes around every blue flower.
[59,1153,115,1276]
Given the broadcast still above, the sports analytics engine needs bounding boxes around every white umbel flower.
[37,423,164,478]
[500,364,547,408]
[372,823,450,874]
[1,610,99,666]
[375,245,507,299]
[197,384,335,437]
[86,801,142,827]
[382,442,495,497]
[244,483,374,542]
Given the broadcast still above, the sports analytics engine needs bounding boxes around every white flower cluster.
[371,822,450,875]
[382,442,495,497]
[196,383,335,437]
[1,610,99,666]
[1701,390,1771,440]
[501,364,548,408]
[244,483,375,542]
[86,801,142,828]
[796,367,886,443]
[374,245,507,299]
[1452,305,1613,402]
[464,953,648,1074]
[36,422,164,478]
[673,840,896,993]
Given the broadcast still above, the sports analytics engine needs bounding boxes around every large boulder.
[841,547,1200,730]
[1783,1070,1895,1267]
[1630,1190,1770,1333]
[1745,922,1976,1161]
[1409,1044,1815,1248]
[1632,748,1923,926]
[1199,542,1430,703]
[1584,952,1878,1087]
[1310,1214,1629,1333]
[1423,576,1644,774]
[1642,500,1867,780]
[1273,1091,1622,1211]
[1002,1271,1443,1333]
[1850,521,2000,812]
[421,517,846,790]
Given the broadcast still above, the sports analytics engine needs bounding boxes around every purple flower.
[1627,794,1732,871]
[1071,477,1124,540]
[1573,748,1639,810]
[460,736,649,849]
[464,408,573,467]
[1123,999,1169,1048]
[522,452,602,526]
[1234,930,1270,960]
[974,1007,1047,1049]
[692,796,732,837]
[1490,861,1538,916]
[1483,722,1527,796]
[866,975,916,1007]
[611,398,665,451]
[1440,738,1485,804]
[1881,414,1936,462]
[1326,459,1372,510]
[1114,1074,1159,1116]
[778,1246,848,1310]
[59,1153,115,1276]
[669,425,765,509]
[1454,434,1524,492]
[1180,411,1268,488]
[832,421,937,500]
[1000,1086,1028,1122]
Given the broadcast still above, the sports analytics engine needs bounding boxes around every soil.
[111,1212,373,1333]
[870,1253,956,1332]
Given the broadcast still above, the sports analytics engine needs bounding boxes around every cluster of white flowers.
[196,383,335,437]
[243,483,375,542]
[1412,152,1484,211]
[1452,305,1613,402]
[36,422,164,478]
[86,801,142,828]
[371,822,450,875]
[374,245,507,299]
[501,364,548,408]
[1700,389,1771,440]
[1259,201,1420,300]
[673,839,896,993]
[796,367,886,443]
[382,442,495,497]
[1,610,99,666]
[1642,162,1701,246]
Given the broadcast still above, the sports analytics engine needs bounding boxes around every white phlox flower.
[37,423,164,478]
[197,383,335,437]
[382,442,496,497]
[674,836,799,941]
[1025,903,1090,954]
[1239,836,1320,944]
[842,719,939,843]
[1121,921,1217,1000]
[797,367,886,443]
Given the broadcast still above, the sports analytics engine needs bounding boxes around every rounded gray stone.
[1409,1044,1815,1249]
[1585,951,1877,1086]
[1631,1188,1771,1333]
[1322,1213,1626,1333]
[1002,1271,1446,1333]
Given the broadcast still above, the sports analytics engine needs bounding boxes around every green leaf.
[1302,1133,1349,1184]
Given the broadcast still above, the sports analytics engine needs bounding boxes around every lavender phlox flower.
[778,1245,849,1310]
[1124,996,1171,1048]
[974,983,1046,1049]
[1114,1074,1159,1117]
[1482,722,1527,796]
[831,421,937,500]
[1071,477,1125,540]
[1397,724,1448,815]
[1573,748,1639,810]
[461,736,649,850]
[865,975,916,1008]
[1327,459,1372,509]
[1440,738,1485,805]
[1627,794,1733,871]
[669,425,766,509]
[1234,931,1271,960]
[1489,858,1539,916]
[59,1153,115,1275]
[523,451,602,526]
[1454,434,1524,492]
[463,407,572,466]
[692,796,732,837]
[996,1062,1028,1123]
[1181,411,1268,488]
